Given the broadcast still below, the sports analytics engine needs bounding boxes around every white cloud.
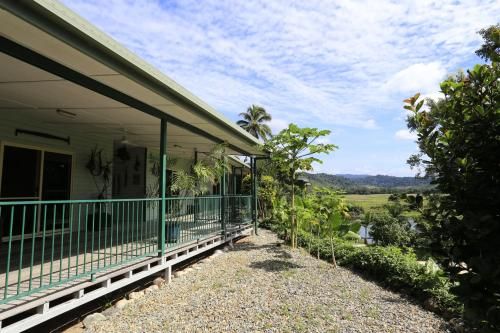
[395,129,417,141]
[60,0,500,175]
[269,118,289,134]
[384,62,447,95]
[61,0,498,131]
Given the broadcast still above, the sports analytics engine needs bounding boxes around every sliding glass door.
[0,145,72,236]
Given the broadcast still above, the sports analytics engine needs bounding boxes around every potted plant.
[85,145,112,231]
[168,144,228,243]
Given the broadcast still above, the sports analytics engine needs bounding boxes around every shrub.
[369,212,414,247]
[290,229,462,318]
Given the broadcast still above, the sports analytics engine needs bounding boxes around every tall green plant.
[171,144,228,196]
[314,188,359,267]
[264,124,337,248]
[403,28,499,329]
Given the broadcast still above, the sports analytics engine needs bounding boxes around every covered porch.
[0,1,263,331]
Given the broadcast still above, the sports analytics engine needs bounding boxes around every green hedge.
[268,225,462,318]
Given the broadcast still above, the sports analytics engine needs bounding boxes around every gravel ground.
[87,229,449,333]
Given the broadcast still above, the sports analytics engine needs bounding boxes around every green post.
[158,119,167,256]
[251,157,258,235]
[232,166,237,194]
[221,164,226,238]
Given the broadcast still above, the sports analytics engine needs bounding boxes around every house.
[0,1,263,331]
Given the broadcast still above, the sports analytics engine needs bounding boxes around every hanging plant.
[116,145,131,161]
[86,145,112,199]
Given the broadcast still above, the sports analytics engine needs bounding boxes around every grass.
[344,194,390,210]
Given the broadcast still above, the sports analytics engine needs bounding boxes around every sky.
[62,0,499,176]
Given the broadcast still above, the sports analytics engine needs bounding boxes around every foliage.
[304,172,434,194]
[475,24,499,62]
[85,145,112,199]
[307,188,359,265]
[369,211,414,247]
[266,224,462,318]
[258,175,279,220]
[145,152,177,198]
[264,124,337,248]
[171,144,228,196]
[403,32,500,329]
[236,104,273,141]
[338,245,462,318]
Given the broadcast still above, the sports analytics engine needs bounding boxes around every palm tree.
[237,105,272,141]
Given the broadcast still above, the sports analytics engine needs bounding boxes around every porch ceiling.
[0,52,241,158]
[0,2,263,157]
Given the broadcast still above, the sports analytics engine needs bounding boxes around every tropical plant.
[294,194,317,255]
[258,175,279,220]
[270,195,289,237]
[145,152,177,198]
[264,124,337,248]
[403,27,500,329]
[313,188,358,267]
[171,144,228,196]
[237,104,273,141]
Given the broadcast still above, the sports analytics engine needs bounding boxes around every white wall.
[0,111,198,200]
[0,111,113,200]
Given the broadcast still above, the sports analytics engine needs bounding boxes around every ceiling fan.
[116,128,140,161]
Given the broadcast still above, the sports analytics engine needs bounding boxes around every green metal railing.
[0,198,160,304]
[165,196,222,246]
[224,195,252,228]
[0,195,252,304]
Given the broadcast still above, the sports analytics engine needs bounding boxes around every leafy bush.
[369,211,414,247]
[403,27,500,329]
[266,226,462,318]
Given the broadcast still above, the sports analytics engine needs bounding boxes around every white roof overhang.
[0,1,264,157]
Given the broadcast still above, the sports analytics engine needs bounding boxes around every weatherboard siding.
[0,110,113,200]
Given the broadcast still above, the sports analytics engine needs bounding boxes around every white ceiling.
[0,52,243,160]
[0,7,261,156]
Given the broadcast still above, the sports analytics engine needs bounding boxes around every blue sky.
[62,0,499,176]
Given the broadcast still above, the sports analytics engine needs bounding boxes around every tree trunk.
[308,222,312,255]
[291,179,296,248]
[330,236,337,268]
[317,226,320,259]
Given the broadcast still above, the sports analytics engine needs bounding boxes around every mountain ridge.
[302,172,433,194]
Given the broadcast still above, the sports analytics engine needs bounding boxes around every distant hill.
[303,173,434,194]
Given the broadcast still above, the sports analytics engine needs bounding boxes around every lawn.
[344,194,390,210]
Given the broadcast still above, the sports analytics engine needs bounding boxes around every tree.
[264,124,337,248]
[403,33,499,328]
[313,188,357,267]
[237,105,273,141]
[475,24,499,62]
[369,212,413,247]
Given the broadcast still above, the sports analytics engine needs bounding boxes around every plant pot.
[166,222,180,243]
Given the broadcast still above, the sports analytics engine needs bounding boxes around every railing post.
[158,119,167,256]
[221,164,226,238]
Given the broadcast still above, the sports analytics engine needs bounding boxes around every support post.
[164,265,172,283]
[158,119,167,256]
[221,164,226,238]
[194,149,198,224]
[251,157,258,235]
[232,166,237,194]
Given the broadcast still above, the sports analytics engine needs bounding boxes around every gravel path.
[87,229,449,333]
